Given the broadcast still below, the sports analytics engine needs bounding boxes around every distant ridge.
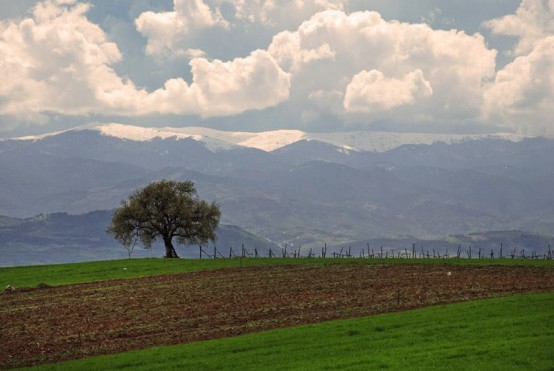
[0,211,281,266]
[12,123,526,153]
[2,125,552,249]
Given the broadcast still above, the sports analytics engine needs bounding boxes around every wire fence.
[197,243,553,260]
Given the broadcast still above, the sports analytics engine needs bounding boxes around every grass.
[28,292,554,370]
[2,257,553,288]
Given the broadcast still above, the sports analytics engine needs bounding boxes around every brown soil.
[1,263,554,368]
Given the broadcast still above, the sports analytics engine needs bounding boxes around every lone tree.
[107,180,221,258]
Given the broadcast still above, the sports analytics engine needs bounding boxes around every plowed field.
[2,263,554,368]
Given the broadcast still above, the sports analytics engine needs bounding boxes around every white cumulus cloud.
[135,0,228,57]
[484,0,554,56]
[267,10,497,126]
[135,0,347,58]
[483,0,554,135]
[484,36,554,135]
[145,50,290,117]
[0,0,147,123]
[344,69,433,113]
[2,0,553,136]
[0,0,290,126]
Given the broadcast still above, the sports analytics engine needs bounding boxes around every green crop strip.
[29,292,554,370]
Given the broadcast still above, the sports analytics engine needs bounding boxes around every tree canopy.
[107,180,221,258]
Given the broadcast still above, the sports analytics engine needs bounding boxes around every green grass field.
[2,257,554,288]
[27,291,554,370]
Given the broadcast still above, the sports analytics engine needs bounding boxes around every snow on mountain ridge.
[96,124,239,152]
[13,123,526,153]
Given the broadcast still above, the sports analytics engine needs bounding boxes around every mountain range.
[1,123,553,259]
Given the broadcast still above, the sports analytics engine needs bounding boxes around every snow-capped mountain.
[3,122,553,251]
[14,123,526,153]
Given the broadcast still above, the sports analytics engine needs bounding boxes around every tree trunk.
[163,237,179,258]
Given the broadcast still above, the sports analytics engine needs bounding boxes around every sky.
[0,0,553,138]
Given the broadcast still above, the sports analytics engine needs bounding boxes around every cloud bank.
[0,0,553,136]
[268,10,496,126]
[0,0,289,125]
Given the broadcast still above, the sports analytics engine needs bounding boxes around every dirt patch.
[1,263,553,368]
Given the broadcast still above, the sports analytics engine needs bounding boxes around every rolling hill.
[0,211,280,266]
